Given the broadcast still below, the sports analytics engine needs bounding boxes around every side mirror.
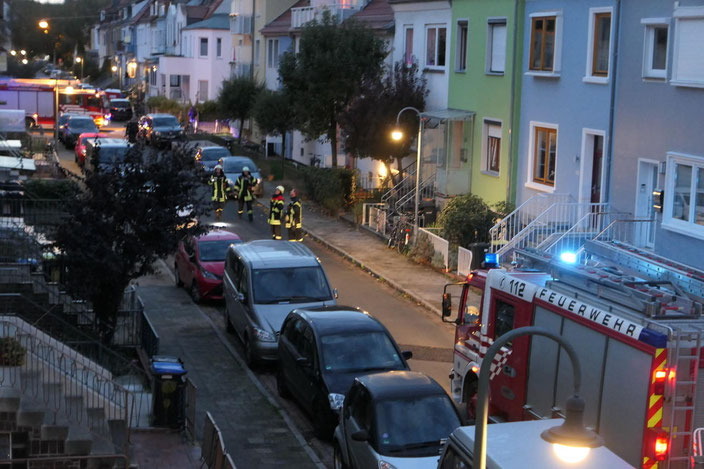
[442,293,452,318]
[402,350,413,360]
[351,430,369,442]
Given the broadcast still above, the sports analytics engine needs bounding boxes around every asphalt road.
[53,122,455,467]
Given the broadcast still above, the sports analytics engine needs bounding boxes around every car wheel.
[313,398,333,440]
[189,281,201,303]
[174,264,183,287]
[333,443,349,469]
[243,335,256,369]
[276,368,291,399]
[462,378,479,423]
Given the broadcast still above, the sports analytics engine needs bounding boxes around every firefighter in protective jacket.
[268,185,285,240]
[233,166,258,222]
[285,189,303,242]
[208,165,230,220]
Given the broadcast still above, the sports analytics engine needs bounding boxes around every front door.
[635,161,658,248]
[487,293,533,421]
[590,135,604,204]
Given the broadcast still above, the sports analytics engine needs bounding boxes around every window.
[483,120,502,174]
[254,39,260,66]
[199,37,208,57]
[487,19,507,74]
[439,445,470,469]
[671,8,704,87]
[425,25,447,69]
[456,20,467,72]
[493,300,515,346]
[216,37,222,57]
[642,21,668,79]
[169,74,180,87]
[529,15,557,72]
[532,125,557,186]
[404,26,414,65]
[267,39,280,68]
[198,79,208,102]
[664,153,704,237]
[586,9,612,79]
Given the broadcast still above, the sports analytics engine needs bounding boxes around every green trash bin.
[150,356,188,428]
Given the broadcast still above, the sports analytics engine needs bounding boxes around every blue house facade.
[515,0,617,207]
[610,0,704,269]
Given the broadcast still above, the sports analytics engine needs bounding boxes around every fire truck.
[0,79,111,128]
[442,239,704,469]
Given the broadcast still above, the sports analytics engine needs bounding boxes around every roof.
[422,108,476,121]
[350,0,394,31]
[233,240,320,269]
[110,98,130,103]
[260,0,309,35]
[451,419,633,468]
[183,13,229,30]
[0,157,35,172]
[357,371,446,400]
[296,306,388,335]
[89,138,129,147]
[198,229,241,242]
[147,113,178,118]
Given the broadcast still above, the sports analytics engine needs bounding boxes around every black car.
[108,98,133,121]
[57,113,82,143]
[137,114,184,147]
[62,116,98,149]
[276,306,412,439]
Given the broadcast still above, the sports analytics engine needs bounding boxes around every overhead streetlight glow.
[552,444,591,464]
[20,50,26,56]
[75,56,82,63]
[391,129,403,141]
[38,20,49,29]
[65,86,75,94]
[9,50,16,56]
[21,59,28,65]
[111,65,118,72]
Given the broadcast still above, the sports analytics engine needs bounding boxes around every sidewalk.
[256,180,480,317]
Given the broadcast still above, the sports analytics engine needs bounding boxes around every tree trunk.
[91,285,125,346]
[330,120,338,168]
[281,131,286,179]
[238,118,244,144]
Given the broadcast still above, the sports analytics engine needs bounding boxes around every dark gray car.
[138,113,184,147]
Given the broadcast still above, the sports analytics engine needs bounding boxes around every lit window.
[532,125,557,186]
[425,25,447,69]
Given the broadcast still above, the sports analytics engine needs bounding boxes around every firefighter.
[268,185,285,240]
[233,166,257,222]
[208,164,230,220]
[285,189,303,242]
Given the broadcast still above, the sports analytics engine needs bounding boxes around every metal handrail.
[540,210,618,255]
[394,173,435,215]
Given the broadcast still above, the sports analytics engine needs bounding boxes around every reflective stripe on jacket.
[209,176,230,202]
[234,174,256,202]
[268,194,285,225]
[286,199,302,229]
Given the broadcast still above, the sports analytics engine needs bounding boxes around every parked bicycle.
[386,213,412,254]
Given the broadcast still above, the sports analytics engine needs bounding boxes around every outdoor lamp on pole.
[390,106,423,237]
[75,56,83,80]
[38,19,49,30]
[473,326,604,469]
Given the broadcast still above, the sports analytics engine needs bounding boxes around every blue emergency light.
[559,251,578,264]
[484,252,499,268]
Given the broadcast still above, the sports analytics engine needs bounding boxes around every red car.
[175,230,242,302]
[75,132,109,166]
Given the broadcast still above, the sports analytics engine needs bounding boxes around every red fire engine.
[442,240,704,469]
[0,79,111,128]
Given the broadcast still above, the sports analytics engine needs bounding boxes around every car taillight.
[654,432,668,461]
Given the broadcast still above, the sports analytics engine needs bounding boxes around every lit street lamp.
[473,326,604,469]
[75,56,84,80]
[38,19,49,30]
[390,106,423,237]
[20,50,26,56]
[21,59,28,65]
[9,50,16,56]
[111,65,118,72]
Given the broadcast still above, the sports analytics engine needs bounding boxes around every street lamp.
[390,106,423,236]
[21,59,28,65]
[20,50,26,56]
[9,50,16,56]
[38,19,49,30]
[473,326,604,469]
[75,56,84,80]
[111,65,118,72]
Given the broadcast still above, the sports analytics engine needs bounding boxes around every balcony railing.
[291,2,364,28]
[230,14,253,35]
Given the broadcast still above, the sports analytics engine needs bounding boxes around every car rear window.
[153,116,179,127]
[97,147,128,163]
[198,239,241,261]
[320,332,405,373]
[70,119,97,130]
[251,266,331,304]
[223,159,258,173]
[201,148,231,161]
[111,101,130,108]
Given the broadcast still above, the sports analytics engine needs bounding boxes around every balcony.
[291,2,364,29]
[230,14,253,35]
[232,62,252,78]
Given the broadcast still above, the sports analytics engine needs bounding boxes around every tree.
[436,194,496,247]
[253,89,295,175]
[279,11,387,167]
[340,61,428,184]
[54,144,210,343]
[218,76,263,144]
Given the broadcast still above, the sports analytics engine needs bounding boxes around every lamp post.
[75,56,83,80]
[390,106,423,236]
[473,326,604,469]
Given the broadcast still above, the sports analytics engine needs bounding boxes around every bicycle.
[386,214,412,254]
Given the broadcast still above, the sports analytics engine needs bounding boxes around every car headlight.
[81,149,86,156]
[201,269,218,280]
[328,393,345,411]
[252,326,276,343]
[378,462,398,469]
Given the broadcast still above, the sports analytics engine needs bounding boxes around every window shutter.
[674,18,704,82]
[491,24,507,72]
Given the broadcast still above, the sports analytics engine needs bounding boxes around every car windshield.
[70,119,97,131]
[198,239,241,262]
[59,115,75,125]
[251,266,331,304]
[97,147,128,163]
[111,101,129,108]
[373,395,460,457]
[223,159,257,173]
[320,332,405,373]
[201,148,231,162]
[153,116,179,127]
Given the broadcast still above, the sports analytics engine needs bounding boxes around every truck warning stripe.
[647,348,667,436]
[642,456,657,469]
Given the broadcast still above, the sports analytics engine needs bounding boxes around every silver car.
[223,240,337,367]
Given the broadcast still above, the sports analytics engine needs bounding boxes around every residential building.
[515,0,617,208]
[610,0,704,269]
[444,0,524,204]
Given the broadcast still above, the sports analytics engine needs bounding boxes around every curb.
[255,197,444,318]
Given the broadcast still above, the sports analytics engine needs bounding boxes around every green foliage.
[253,90,295,141]
[302,167,357,215]
[0,337,26,366]
[437,194,496,247]
[54,143,210,342]
[218,76,264,143]
[409,233,435,264]
[196,101,223,121]
[146,96,183,116]
[431,251,446,270]
[278,11,387,167]
[493,200,516,217]
[22,179,79,200]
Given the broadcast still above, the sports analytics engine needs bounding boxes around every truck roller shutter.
[526,306,562,417]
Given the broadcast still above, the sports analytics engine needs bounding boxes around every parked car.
[333,371,461,469]
[276,306,412,439]
[108,98,133,121]
[57,113,82,143]
[223,240,337,368]
[137,114,184,147]
[221,156,264,197]
[83,138,131,173]
[195,145,232,174]
[62,116,98,149]
[74,132,108,166]
[175,229,242,302]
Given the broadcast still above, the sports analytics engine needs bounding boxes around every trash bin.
[468,242,491,270]
[126,120,139,143]
[419,199,437,227]
[150,356,187,428]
